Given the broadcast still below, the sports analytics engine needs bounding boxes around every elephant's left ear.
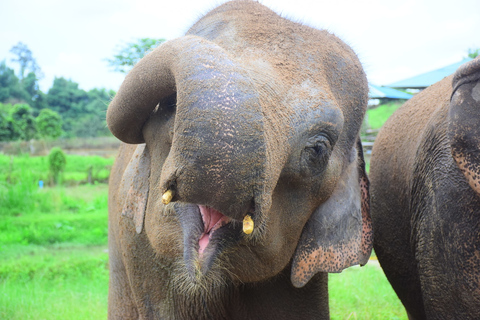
[448,56,480,195]
[120,144,151,234]
[291,139,373,288]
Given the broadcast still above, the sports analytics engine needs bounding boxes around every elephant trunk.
[107,35,270,220]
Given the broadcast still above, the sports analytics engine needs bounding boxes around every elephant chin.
[175,203,243,281]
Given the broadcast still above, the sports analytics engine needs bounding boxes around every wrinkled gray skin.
[107,1,372,319]
[370,56,480,319]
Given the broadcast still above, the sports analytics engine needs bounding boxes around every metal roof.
[387,58,473,89]
[368,84,413,100]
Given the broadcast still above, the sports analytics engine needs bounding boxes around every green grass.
[0,245,108,320]
[0,179,109,319]
[364,102,403,130]
[0,153,113,217]
[329,262,407,319]
[0,153,114,188]
[0,183,108,245]
[0,154,407,319]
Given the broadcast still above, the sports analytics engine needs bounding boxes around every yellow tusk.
[243,214,254,234]
[162,189,174,205]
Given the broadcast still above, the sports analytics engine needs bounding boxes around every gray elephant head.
[107,1,372,318]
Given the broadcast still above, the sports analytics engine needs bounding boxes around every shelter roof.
[368,84,413,99]
[387,58,473,89]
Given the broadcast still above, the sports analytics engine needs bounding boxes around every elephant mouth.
[198,205,232,256]
[177,203,246,279]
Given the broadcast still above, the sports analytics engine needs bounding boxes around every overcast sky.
[1,0,479,92]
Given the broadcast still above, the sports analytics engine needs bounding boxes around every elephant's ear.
[448,57,480,195]
[120,144,151,234]
[291,139,373,288]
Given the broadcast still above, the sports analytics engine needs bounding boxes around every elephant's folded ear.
[291,140,373,288]
[448,57,480,195]
[120,144,151,234]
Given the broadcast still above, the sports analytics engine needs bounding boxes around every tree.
[467,48,479,59]
[0,105,12,141]
[0,103,20,141]
[71,89,111,137]
[106,38,165,73]
[11,103,36,140]
[0,61,30,103]
[46,77,89,134]
[9,42,43,81]
[36,108,63,139]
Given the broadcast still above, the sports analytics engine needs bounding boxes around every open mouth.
[175,201,254,278]
[198,205,231,256]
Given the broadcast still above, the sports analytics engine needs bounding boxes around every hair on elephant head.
[107,1,372,319]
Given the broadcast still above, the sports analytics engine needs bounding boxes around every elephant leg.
[373,207,425,319]
[371,150,426,319]
[108,231,139,319]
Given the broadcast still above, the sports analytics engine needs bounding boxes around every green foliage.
[36,108,63,139]
[0,61,31,103]
[0,105,14,140]
[45,78,113,137]
[71,88,112,137]
[467,48,480,59]
[1,42,115,140]
[46,77,88,117]
[48,147,66,184]
[107,37,166,73]
[10,103,36,140]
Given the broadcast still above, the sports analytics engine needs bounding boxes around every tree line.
[0,39,164,142]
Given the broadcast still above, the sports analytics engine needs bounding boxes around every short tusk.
[162,189,175,205]
[243,214,254,234]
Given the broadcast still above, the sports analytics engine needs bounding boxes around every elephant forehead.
[289,97,344,139]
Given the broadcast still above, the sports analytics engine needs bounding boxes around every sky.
[1,0,479,92]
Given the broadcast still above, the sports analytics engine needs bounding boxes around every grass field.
[0,151,407,319]
[365,102,404,130]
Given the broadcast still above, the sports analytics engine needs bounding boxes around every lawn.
[364,102,404,130]
[0,153,407,319]
[330,262,407,319]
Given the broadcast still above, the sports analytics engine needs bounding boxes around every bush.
[48,147,66,185]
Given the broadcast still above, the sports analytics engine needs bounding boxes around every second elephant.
[370,56,480,319]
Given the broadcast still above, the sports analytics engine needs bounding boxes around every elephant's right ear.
[448,56,480,195]
[291,140,373,288]
[120,144,151,234]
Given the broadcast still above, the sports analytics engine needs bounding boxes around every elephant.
[370,56,480,319]
[106,1,373,319]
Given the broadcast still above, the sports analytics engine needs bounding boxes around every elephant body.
[107,1,372,319]
[370,57,480,319]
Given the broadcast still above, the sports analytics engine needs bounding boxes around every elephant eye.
[301,135,332,175]
[311,142,326,156]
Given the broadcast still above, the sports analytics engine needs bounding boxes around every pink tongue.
[198,206,224,255]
